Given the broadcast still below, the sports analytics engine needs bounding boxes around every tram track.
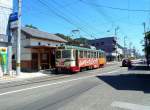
[0,63,121,89]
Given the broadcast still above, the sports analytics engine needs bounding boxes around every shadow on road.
[128,65,150,71]
[97,74,150,93]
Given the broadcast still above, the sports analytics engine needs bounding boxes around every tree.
[74,37,89,45]
[25,24,38,29]
[145,31,150,66]
[55,33,72,42]
[55,33,91,47]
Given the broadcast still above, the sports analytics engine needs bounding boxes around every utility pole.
[16,0,22,75]
[114,26,119,61]
[114,26,119,36]
[129,42,132,57]
[124,36,127,58]
[143,22,149,67]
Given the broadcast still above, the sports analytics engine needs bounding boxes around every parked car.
[122,58,131,67]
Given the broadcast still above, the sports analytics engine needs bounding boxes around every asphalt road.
[0,62,150,110]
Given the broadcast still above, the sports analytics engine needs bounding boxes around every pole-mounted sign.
[9,12,19,29]
[9,12,18,22]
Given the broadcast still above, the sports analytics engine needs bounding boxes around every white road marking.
[0,69,120,96]
[111,101,150,110]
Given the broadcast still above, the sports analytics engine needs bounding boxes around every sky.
[14,0,150,55]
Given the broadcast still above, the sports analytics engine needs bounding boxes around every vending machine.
[0,47,7,77]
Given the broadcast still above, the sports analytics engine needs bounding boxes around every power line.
[80,0,114,24]
[79,0,130,38]
[51,0,95,35]
[81,0,150,12]
[51,0,105,37]
[59,0,79,7]
[36,0,93,37]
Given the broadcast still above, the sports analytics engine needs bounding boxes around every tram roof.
[57,45,104,52]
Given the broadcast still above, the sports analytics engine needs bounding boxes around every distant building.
[12,27,67,72]
[124,48,138,58]
[88,37,123,61]
[0,0,13,41]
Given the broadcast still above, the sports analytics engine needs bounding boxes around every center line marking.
[111,101,150,110]
[0,69,120,96]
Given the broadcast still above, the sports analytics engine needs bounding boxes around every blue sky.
[14,0,150,54]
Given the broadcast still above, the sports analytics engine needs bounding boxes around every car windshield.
[62,50,71,58]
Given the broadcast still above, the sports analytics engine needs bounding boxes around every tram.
[55,45,106,73]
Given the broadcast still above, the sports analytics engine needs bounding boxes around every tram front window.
[56,51,61,59]
[62,50,71,58]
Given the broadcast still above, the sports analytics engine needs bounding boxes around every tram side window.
[87,51,90,58]
[80,51,84,58]
[84,51,87,58]
[91,52,94,58]
[99,52,102,58]
[94,52,97,58]
[97,52,99,58]
[101,53,104,58]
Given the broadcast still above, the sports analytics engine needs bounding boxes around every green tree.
[55,33,72,42]
[25,24,38,29]
[74,37,89,45]
[55,33,90,46]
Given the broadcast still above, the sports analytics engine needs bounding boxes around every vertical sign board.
[0,47,8,77]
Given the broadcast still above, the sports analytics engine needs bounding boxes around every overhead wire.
[59,0,79,7]
[51,0,106,37]
[81,0,150,12]
[80,0,114,24]
[79,0,128,37]
[81,0,143,44]
[36,0,94,37]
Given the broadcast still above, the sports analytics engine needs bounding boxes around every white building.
[0,0,13,76]
[0,0,13,41]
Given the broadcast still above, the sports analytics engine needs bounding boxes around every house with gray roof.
[12,27,67,72]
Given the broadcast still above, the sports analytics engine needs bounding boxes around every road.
[0,62,150,110]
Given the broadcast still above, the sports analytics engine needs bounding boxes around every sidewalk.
[0,71,49,84]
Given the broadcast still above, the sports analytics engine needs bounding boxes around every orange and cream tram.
[55,45,106,73]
